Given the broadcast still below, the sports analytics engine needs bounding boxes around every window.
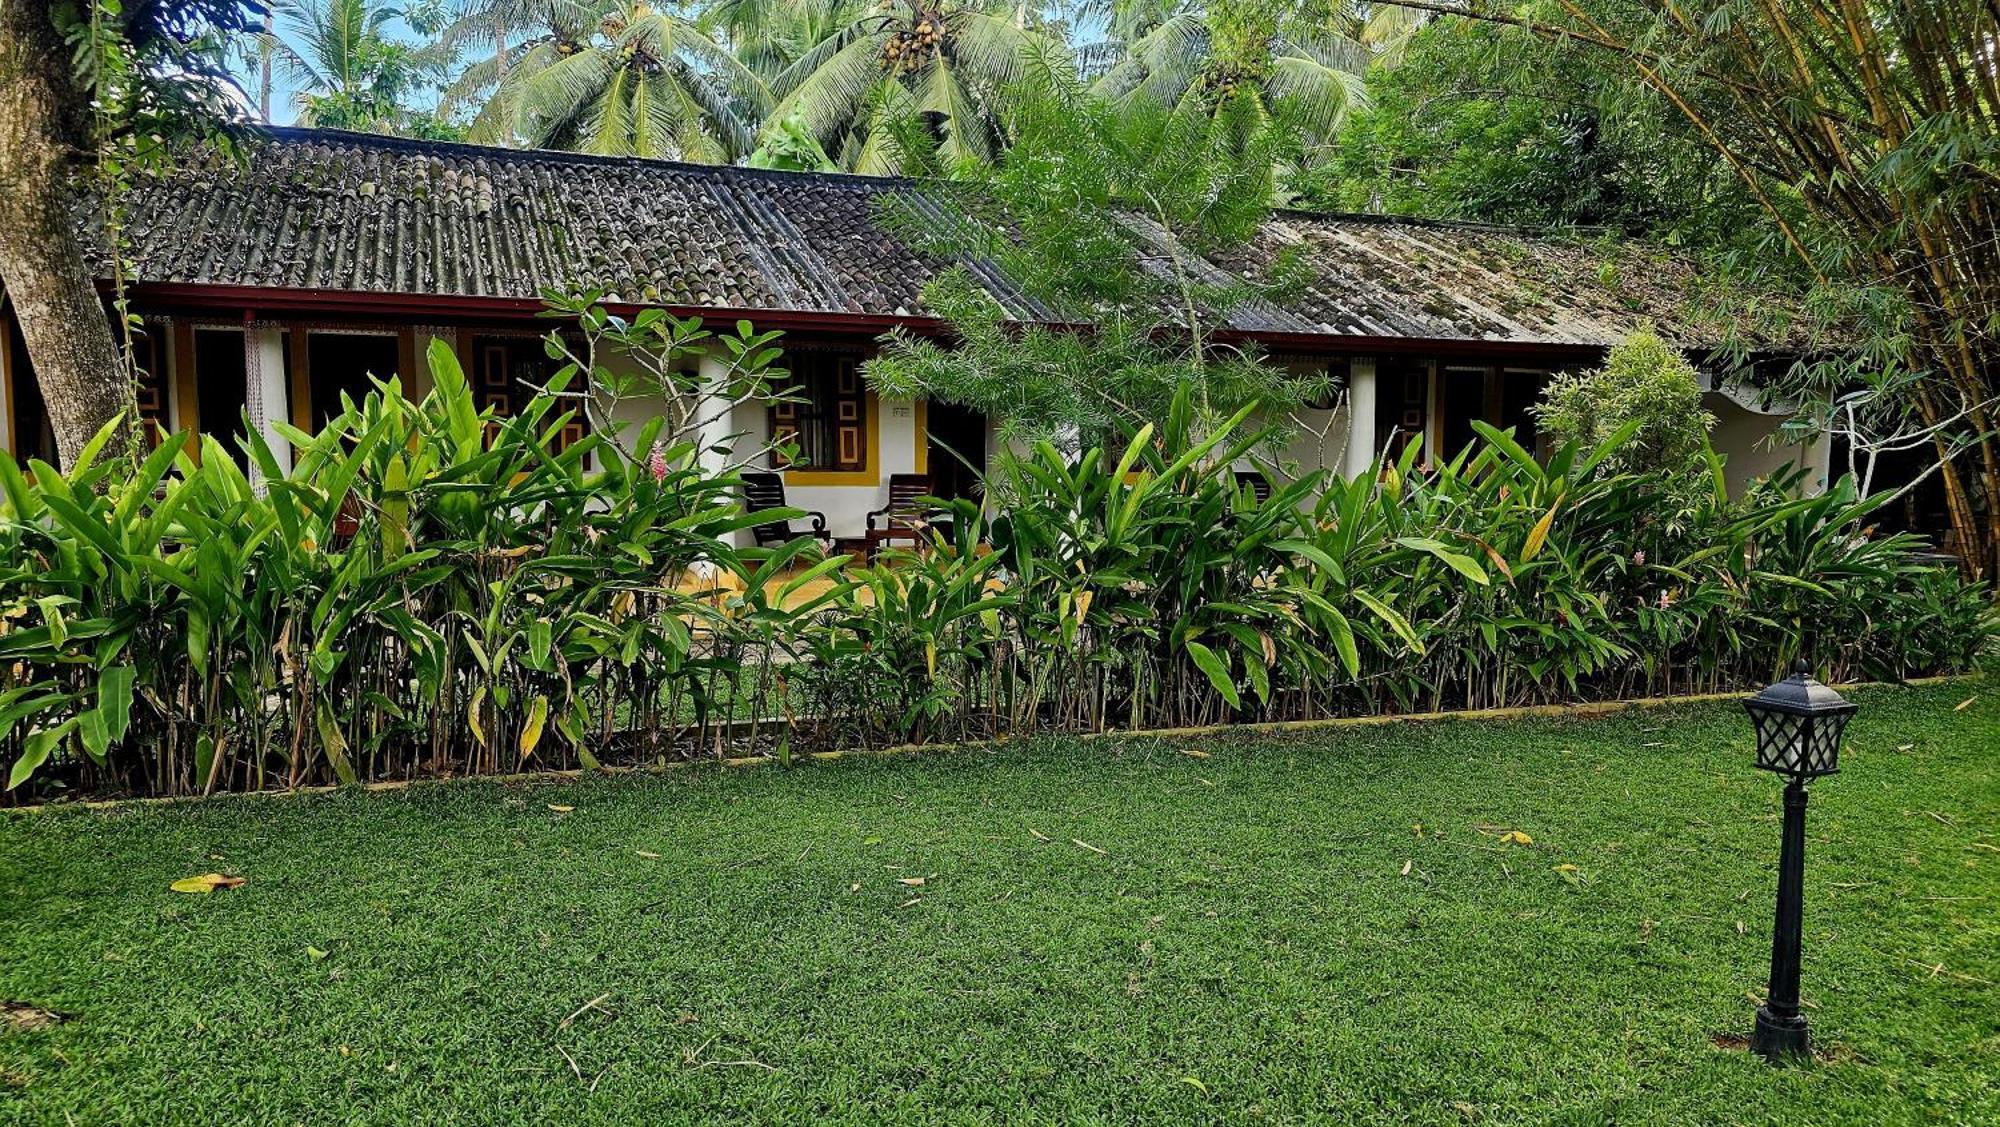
[770,350,867,473]
[470,335,586,451]
[4,307,170,463]
[1373,358,1430,462]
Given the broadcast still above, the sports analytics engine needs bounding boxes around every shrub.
[0,323,1989,799]
[1534,329,1718,511]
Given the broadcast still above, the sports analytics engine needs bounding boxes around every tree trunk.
[0,3,135,469]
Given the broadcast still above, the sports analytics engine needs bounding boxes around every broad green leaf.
[1184,640,1240,709]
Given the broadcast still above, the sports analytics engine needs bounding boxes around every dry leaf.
[546,804,574,813]
[1028,828,1050,842]
[2,1001,71,1031]
[1399,860,1413,876]
[1955,696,1978,712]
[898,897,922,908]
[1072,839,1108,855]
[1553,864,1579,874]
[1181,749,1211,759]
[848,882,861,892]
[1498,830,1534,846]
[169,873,245,894]
[1896,744,1915,752]
[897,877,926,887]
[635,850,661,860]
[1412,823,1423,837]
[1181,1077,1210,1094]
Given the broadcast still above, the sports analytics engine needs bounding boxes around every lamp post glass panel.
[1742,661,1857,1064]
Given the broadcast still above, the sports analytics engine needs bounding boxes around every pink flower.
[648,444,668,482]
[1632,549,1646,566]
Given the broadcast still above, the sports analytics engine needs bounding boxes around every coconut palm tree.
[271,0,437,130]
[452,2,768,160]
[699,0,856,85]
[1087,2,1408,151]
[758,1,1071,175]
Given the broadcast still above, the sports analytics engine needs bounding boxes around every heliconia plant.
[0,318,1990,799]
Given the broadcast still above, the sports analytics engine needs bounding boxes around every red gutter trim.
[116,281,1616,360]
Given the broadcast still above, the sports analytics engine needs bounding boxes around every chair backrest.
[741,472,787,514]
[883,473,933,528]
[1234,470,1273,504]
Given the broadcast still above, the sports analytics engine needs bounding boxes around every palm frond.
[1266,50,1368,143]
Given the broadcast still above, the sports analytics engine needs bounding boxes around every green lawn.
[2,683,1996,1126]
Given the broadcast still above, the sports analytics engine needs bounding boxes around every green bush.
[0,323,1990,798]
[1534,329,1718,514]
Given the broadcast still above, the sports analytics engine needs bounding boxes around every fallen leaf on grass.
[306,946,329,961]
[170,873,245,894]
[1412,823,1423,837]
[1497,830,1534,846]
[1180,749,1211,759]
[898,897,922,909]
[547,804,574,814]
[1896,743,1915,752]
[1072,839,1108,856]
[1181,1077,1210,1094]
[635,850,661,860]
[1400,860,1413,877]
[848,883,861,892]
[897,877,926,887]
[1028,828,1050,842]
[2,1001,72,1031]
[1955,697,1978,712]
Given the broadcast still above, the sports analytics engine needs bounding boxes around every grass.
[1,682,1995,1126]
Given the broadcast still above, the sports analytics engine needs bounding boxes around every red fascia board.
[115,281,1615,362]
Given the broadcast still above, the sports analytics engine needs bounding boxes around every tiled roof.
[96,127,1773,349]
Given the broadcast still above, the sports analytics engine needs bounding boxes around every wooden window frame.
[770,348,878,486]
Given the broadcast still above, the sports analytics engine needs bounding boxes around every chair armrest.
[806,511,827,534]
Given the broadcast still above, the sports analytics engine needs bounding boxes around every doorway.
[924,402,987,503]
[306,331,402,427]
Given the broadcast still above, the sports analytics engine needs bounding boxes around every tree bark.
[0,2,135,469]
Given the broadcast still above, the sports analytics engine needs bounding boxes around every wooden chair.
[741,472,828,548]
[1234,470,1274,504]
[867,473,936,532]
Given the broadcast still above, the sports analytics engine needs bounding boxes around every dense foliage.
[1534,330,1715,512]
[1,326,1988,799]
[866,69,1324,448]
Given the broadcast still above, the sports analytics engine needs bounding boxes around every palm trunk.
[260,12,274,121]
[0,3,133,469]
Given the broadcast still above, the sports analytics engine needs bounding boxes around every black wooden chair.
[1234,470,1274,504]
[867,473,936,532]
[742,472,828,548]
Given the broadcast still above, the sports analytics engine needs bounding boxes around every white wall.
[586,349,928,542]
[1706,392,1828,496]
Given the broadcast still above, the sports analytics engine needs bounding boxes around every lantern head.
[1743,662,1856,780]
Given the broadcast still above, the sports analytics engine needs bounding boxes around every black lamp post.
[1741,660,1857,1064]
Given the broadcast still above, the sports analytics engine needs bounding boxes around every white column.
[695,351,741,550]
[244,322,291,480]
[694,351,734,477]
[1804,429,1835,495]
[1343,357,1378,480]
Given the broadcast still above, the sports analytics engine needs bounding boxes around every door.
[925,401,987,503]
